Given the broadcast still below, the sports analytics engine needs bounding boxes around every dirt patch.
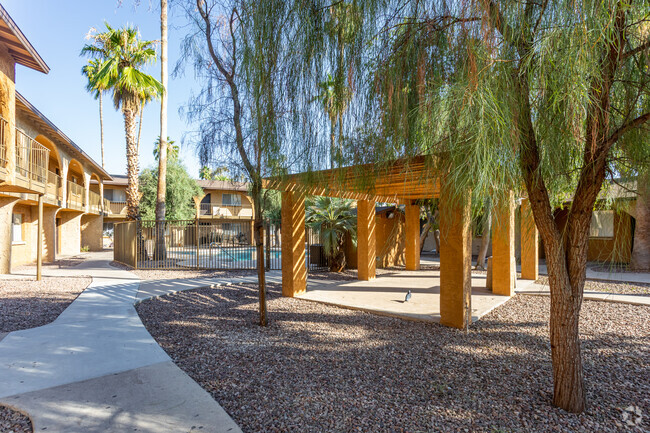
[137,283,649,433]
[0,276,91,332]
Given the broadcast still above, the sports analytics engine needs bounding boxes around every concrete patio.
[301,270,537,323]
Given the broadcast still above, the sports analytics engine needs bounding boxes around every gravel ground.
[0,276,91,332]
[0,405,32,433]
[535,276,650,296]
[137,283,649,433]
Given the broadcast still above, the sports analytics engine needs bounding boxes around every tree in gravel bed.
[285,0,650,414]
[175,0,307,326]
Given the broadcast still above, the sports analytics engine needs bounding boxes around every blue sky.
[3,0,203,178]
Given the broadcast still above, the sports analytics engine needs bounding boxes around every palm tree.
[306,196,357,272]
[313,73,351,169]
[153,136,178,161]
[82,24,163,221]
[156,0,169,261]
[81,59,107,168]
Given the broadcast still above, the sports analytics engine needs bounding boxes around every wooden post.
[492,191,516,296]
[281,191,306,296]
[520,198,539,280]
[357,200,376,280]
[405,201,421,270]
[37,194,43,281]
[439,186,472,330]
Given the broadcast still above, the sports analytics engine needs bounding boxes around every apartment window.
[222,193,241,206]
[11,214,23,244]
[589,211,614,238]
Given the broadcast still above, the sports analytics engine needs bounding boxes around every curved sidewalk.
[0,252,242,433]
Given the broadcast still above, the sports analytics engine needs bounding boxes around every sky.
[3,0,203,178]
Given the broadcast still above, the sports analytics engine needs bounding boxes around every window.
[222,193,241,206]
[105,189,126,202]
[589,211,614,238]
[104,189,113,201]
[12,214,23,243]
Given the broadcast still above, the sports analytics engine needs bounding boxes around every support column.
[492,191,516,296]
[405,201,420,270]
[281,191,306,297]
[42,207,58,262]
[57,211,83,256]
[37,195,43,280]
[520,198,539,280]
[357,199,376,280]
[439,191,472,329]
[0,197,18,274]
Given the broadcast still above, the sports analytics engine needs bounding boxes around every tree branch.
[621,39,650,61]
[605,112,650,148]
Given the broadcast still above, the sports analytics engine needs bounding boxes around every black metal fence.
[114,219,329,271]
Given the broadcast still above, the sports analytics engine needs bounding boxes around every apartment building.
[0,5,111,272]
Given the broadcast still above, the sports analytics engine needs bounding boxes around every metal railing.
[15,128,49,188]
[0,116,7,169]
[66,180,85,211]
[199,202,253,218]
[113,218,328,272]
[45,170,62,204]
[89,190,102,214]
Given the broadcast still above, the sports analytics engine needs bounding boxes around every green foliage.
[153,136,179,161]
[139,159,202,221]
[81,23,163,111]
[306,196,357,262]
[199,165,231,181]
[262,189,282,226]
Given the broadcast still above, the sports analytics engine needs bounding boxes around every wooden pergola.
[264,156,539,329]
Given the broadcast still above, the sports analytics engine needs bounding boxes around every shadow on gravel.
[137,282,649,433]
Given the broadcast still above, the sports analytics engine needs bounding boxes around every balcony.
[66,180,85,211]
[44,170,63,206]
[14,129,49,194]
[199,202,253,219]
[88,190,102,215]
[107,201,127,216]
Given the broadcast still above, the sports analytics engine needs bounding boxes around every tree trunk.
[136,107,144,153]
[433,229,440,254]
[330,118,336,169]
[252,184,267,326]
[419,208,435,252]
[475,200,491,270]
[123,104,139,221]
[99,93,105,169]
[155,0,169,263]
[631,171,650,270]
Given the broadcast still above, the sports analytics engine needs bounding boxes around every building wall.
[81,214,103,252]
[587,211,633,264]
[58,211,82,256]
[10,203,34,267]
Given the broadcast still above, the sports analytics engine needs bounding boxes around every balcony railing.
[45,170,62,204]
[89,190,102,214]
[103,197,110,215]
[0,116,7,170]
[67,180,85,211]
[15,129,49,192]
[199,202,253,218]
[108,201,127,215]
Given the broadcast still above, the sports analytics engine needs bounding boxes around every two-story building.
[0,5,111,273]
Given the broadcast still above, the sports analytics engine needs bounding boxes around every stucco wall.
[58,211,82,256]
[10,203,34,268]
[587,212,633,264]
[81,214,103,251]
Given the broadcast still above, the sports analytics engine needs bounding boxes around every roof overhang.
[264,155,441,204]
[16,92,112,181]
[0,4,49,73]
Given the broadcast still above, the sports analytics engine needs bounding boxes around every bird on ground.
[405,290,412,302]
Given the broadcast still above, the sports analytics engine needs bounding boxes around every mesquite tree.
[365,0,649,412]
[176,0,304,325]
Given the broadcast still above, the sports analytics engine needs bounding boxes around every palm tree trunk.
[136,107,144,153]
[330,118,336,169]
[154,0,169,262]
[123,104,139,221]
[99,93,105,169]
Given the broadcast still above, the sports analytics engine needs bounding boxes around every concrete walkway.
[0,252,242,433]
[516,282,650,306]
